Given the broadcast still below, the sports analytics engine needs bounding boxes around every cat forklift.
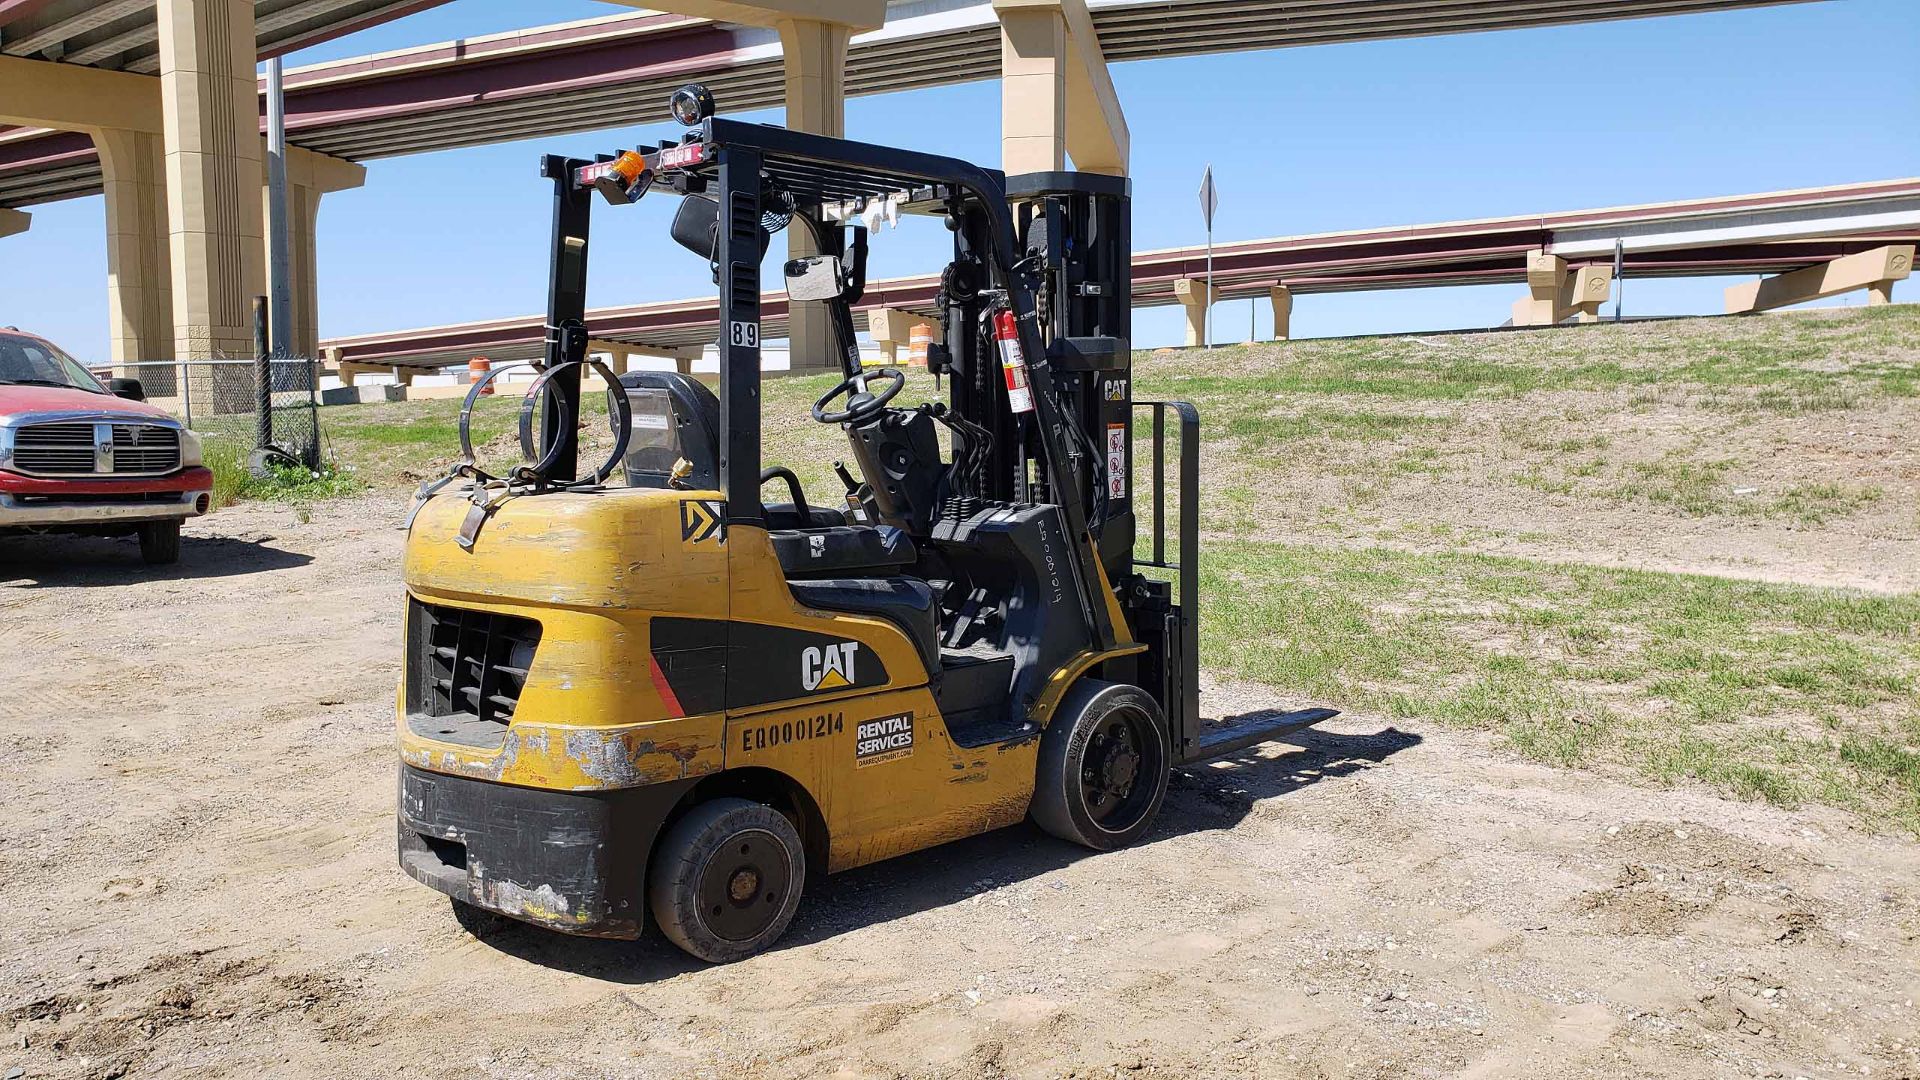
[395,87,1336,963]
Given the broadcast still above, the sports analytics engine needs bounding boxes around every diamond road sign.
[1198,165,1218,230]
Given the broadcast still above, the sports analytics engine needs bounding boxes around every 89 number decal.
[729,320,759,348]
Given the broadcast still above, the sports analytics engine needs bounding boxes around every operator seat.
[617,370,840,529]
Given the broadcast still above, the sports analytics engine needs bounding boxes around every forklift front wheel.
[1031,680,1171,851]
[648,798,807,964]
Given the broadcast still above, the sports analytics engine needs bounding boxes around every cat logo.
[801,641,859,692]
[680,499,724,545]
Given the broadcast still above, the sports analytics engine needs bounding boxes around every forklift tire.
[648,797,806,964]
[1031,679,1171,851]
[449,897,510,940]
[137,520,181,565]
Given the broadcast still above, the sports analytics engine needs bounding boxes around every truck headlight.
[179,428,204,468]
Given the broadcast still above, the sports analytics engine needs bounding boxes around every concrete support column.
[94,128,173,379]
[1513,250,1611,326]
[778,17,850,371]
[0,208,27,237]
[1268,285,1293,341]
[1725,244,1913,313]
[157,0,265,360]
[998,5,1067,174]
[267,148,365,358]
[1174,278,1213,348]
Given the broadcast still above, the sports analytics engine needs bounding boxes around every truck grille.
[11,423,94,474]
[407,600,541,733]
[111,424,180,473]
[10,421,180,477]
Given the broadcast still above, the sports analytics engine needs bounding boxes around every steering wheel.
[812,367,906,426]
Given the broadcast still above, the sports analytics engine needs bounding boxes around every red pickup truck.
[0,329,213,565]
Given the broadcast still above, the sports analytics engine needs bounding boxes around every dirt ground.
[3,498,1916,1080]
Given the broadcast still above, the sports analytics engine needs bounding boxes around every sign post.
[1198,165,1218,350]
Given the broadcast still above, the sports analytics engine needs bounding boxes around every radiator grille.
[408,600,540,730]
[11,423,94,475]
[10,421,181,476]
[111,424,180,474]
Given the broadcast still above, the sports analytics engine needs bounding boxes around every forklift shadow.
[461,726,1420,982]
[0,532,312,587]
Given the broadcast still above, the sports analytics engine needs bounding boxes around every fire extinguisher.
[991,308,1035,415]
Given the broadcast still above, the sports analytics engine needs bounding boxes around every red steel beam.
[324,232,1920,364]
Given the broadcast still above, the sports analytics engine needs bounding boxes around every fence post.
[253,296,272,450]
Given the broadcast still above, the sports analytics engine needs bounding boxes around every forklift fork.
[1132,400,1339,766]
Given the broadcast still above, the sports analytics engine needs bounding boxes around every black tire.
[647,797,805,964]
[137,520,181,565]
[449,897,509,939]
[1031,679,1171,851]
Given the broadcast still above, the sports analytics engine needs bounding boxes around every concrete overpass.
[315,177,1920,375]
[0,0,1830,205]
[0,0,1843,371]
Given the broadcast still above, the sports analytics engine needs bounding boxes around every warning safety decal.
[855,711,914,766]
[1106,424,1126,500]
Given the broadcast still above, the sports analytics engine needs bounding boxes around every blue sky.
[5,0,1917,360]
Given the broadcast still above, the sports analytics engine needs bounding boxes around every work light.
[669,83,715,127]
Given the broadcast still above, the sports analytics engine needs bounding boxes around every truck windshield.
[0,334,105,393]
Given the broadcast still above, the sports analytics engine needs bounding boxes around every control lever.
[833,460,870,523]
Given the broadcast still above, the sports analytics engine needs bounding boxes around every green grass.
[292,307,1920,831]
[1198,539,1920,833]
[1137,305,1920,407]
[202,437,365,511]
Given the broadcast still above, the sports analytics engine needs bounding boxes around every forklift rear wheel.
[648,797,806,963]
[1031,679,1171,851]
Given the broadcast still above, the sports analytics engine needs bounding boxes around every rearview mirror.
[783,255,844,303]
[108,377,145,402]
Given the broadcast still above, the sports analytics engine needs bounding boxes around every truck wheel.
[648,797,805,964]
[137,521,181,565]
[1031,679,1171,851]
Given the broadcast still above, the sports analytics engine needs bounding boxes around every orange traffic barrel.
[908,323,934,367]
[469,356,492,394]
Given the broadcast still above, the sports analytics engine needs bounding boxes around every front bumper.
[397,764,695,939]
[0,466,214,529]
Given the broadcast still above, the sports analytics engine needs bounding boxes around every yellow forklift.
[396,87,1335,963]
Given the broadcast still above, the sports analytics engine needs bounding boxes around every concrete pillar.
[0,208,27,237]
[1268,285,1292,341]
[998,6,1067,174]
[1726,244,1913,313]
[1173,278,1213,348]
[157,0,265,360]
[994,0,1126,176]
[266,149,362,358]
[778,18,850,372]
[869,307,938,366]
[326,346,351,387]
[338,360,388,386]
[1513,250,1611,326]
[94,128,174,379]
[392,366,414,387]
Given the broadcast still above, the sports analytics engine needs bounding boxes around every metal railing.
[96,358,322,468]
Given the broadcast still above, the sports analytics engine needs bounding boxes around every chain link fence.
[98,359,322,468]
